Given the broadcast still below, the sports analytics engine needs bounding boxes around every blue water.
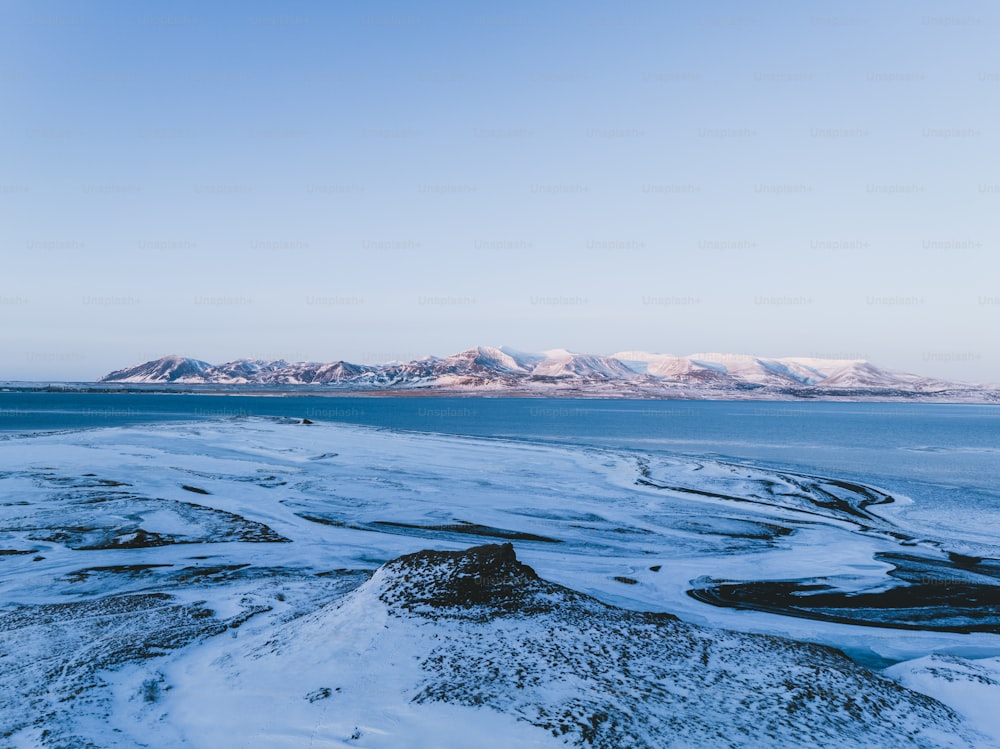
[2,392,998,541]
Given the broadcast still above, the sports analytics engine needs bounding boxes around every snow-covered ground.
[1,418,998,746]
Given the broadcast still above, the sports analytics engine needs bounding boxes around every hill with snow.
[154,543,978,748]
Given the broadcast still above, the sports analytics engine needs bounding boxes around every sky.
[1,0,998,382]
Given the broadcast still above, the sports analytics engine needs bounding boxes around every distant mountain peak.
[98,355,213,384]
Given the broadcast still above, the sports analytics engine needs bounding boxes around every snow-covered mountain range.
[98,346,997,401]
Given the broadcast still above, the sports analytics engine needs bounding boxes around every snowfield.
[1,418,998,747]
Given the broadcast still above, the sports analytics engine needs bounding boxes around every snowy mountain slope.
[886,654,1000,743]
[533,349,639,379]
[615,350,710,376]
[207,358,292,383]
[99,355,213,383]
[461,345,532,373]
[191,359,375,385]
[96,348,994,401]
[686,352,843,387]
[498,345,548,370]
[351,347,535,387]
[687,352,778,382]
[137,543,982,749]
[291,360,372,384]
[776,357,867,380]
[815,361,946,391]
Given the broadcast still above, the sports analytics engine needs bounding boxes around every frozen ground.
[1,417,998,747]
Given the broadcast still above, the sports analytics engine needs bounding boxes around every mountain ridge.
[96,347,998,402]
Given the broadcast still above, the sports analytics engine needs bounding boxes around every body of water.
[2,392,998,545]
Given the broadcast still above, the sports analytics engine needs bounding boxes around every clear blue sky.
[2,0,998,382]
